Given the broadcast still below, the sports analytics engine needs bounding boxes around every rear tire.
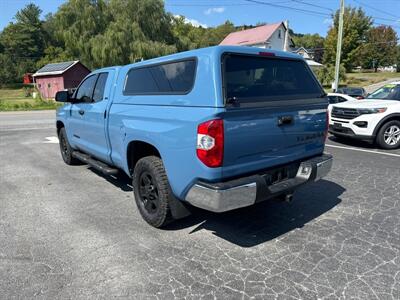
[132,156,173,228]
[376,120,400,149]
[58,127,80,165]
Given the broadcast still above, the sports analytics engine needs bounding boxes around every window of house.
[47,83,51,88]
[278,30,282,39]
[124,59,196,95]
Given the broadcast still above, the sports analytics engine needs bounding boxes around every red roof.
[219,23,283,46]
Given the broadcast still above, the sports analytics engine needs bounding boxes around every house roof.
[219,23,283,46]
[292,47,314,54]
[33,61,82,77]
[305,59,323,67]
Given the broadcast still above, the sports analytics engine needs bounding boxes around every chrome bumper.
[185,154,333,213]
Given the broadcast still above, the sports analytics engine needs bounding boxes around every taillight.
[259,51,275,57]
[197,119,224,168]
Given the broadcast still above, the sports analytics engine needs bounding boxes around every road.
[364,78,400,94]
[1,111,399,299]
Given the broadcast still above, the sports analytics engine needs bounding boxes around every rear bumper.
[185,153,333,212]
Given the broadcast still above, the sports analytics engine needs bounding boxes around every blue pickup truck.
[55,46,332,227]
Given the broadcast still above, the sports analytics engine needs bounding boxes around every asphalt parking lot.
[1,111,399,299]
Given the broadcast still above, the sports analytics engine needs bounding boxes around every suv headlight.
[358,108,387,114]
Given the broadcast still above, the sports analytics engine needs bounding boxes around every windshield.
[223,54,323,103]
[337,87,364,95]
[367,84,400,100]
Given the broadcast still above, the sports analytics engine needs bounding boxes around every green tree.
[0,3,45,81]
[0,54,17,85]
[47,0,178,68]
[359,25,398,71]
[397,45,400,72]
[324,7,372,71]
[49,0,111,68]
[292,33,325,63]
[315,64,346,87]
[171,19,236,50]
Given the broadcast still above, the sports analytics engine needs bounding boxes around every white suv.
[329,82,400,149]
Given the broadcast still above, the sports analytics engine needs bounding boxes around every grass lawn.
[0,87,61,111]
[345,72,400,87]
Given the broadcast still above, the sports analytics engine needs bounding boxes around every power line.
[167,0,400,26]
[373,22,400,29]
[371,16,400,23]
[353,0,400,19]
[243,0,331,18]
[290,0,333,12]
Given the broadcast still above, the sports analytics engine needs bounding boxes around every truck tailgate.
[221,105,327,178]
[220,52,328,178]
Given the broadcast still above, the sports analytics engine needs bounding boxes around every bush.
[315,64,346,87]
[0,98,61,111]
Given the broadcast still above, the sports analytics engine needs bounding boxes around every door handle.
[78,110,85,116]
[278,115,293,126]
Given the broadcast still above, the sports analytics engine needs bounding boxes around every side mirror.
[55,90,70,102]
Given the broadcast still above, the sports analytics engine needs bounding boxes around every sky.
[0,0,399,37]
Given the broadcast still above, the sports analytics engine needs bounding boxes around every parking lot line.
[325,144,400,158]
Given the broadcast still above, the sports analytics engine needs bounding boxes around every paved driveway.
[364,78,400,94]
[1,111,399,299]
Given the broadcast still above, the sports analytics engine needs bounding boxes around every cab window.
[75,75,98,103]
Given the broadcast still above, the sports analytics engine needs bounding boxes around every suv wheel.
[133,156,173,228]
[58,127,80,165]
[376,120,400,149]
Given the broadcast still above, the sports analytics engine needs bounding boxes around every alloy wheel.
[383,125,400,146]
[138,172,159,214]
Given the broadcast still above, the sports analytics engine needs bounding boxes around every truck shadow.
[87,167,344,248]
[166,180,344,247]
[88,167,133,192]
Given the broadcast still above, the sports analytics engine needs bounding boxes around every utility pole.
[283,20,290,52]
[333,0,345,92]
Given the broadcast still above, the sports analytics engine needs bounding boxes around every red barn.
[33,61,90,99]
[23,73,33,84]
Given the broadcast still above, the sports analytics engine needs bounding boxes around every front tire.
[58,127,80,165]
[133,156,173,228]
[376,120,400,149]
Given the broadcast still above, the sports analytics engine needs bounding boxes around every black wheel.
[133,156,173,228]
[58,127,80,165]
[376,120,400,149]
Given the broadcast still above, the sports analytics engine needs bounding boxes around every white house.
[219,21,294,51]
[292,47,324,69]
[220,23,324,70]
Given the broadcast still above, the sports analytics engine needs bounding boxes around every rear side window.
[93,73,108,102]
[223,54,323,103]
[124,59,196,95]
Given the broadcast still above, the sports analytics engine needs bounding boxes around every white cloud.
[174,15,208,28]
[323,18,333,25]
[204,7,226,15]
[186,18,208,28]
